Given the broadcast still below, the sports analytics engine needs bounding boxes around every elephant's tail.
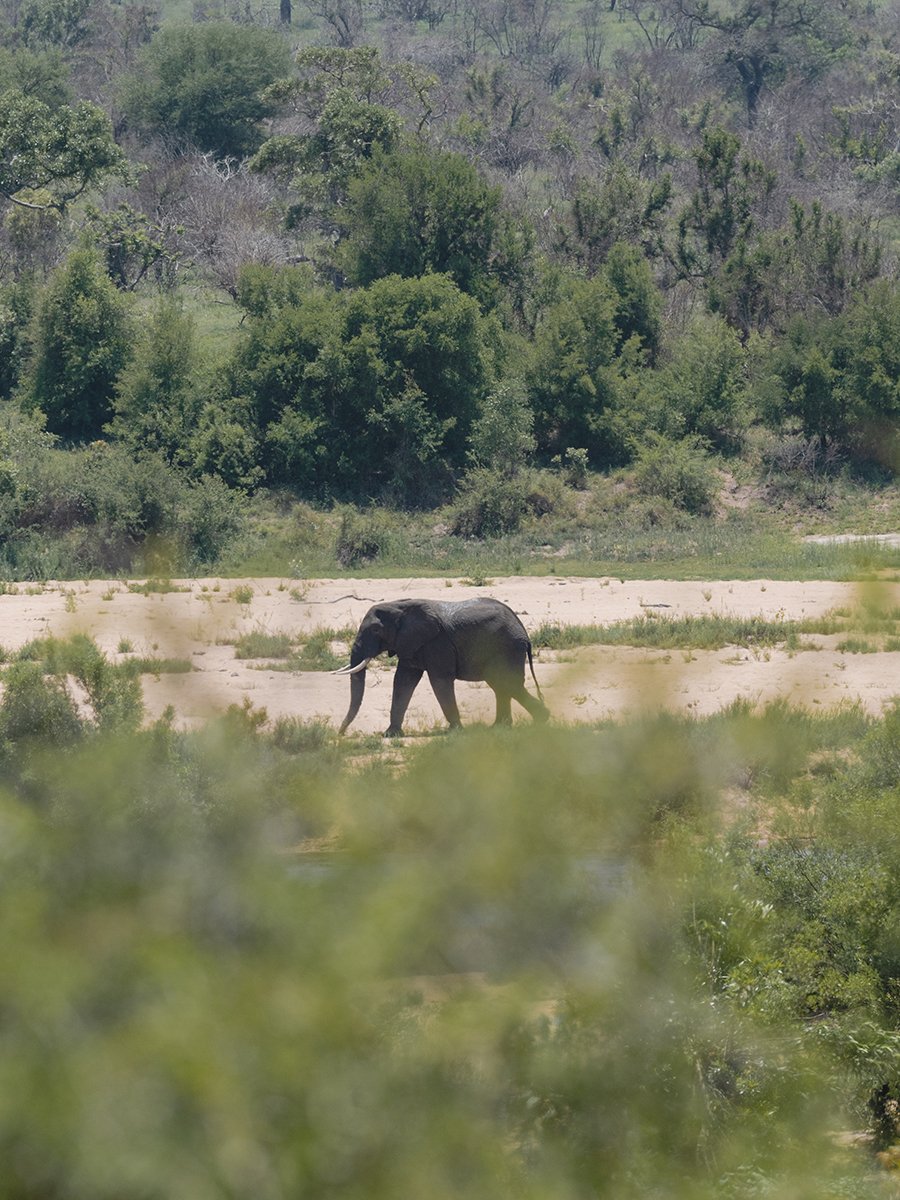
[526,640,544,702]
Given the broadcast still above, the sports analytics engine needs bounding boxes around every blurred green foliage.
[0,640,899,1195]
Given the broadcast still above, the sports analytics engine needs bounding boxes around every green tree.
[675,0,853,125]
[676,127,775,281]
[0,280,36,400]
[326,273,490,500]
[227,282,345,489]
[0,88,126,212]
[840,282,900,467]
[252,93,400,221]
[191,394,264,492]
[225,271,490,501]
[339,145,505,300]
[109,296,200,465]
[120,22,293,159]
[252,46,432,216]
[636,315,749,452]
[757,286,900,468]
[0,45,71,107]
[83,203,179,291]
[468,377,534,477]
[603,240,662,361]
[23,244,132,442]
[527,274,622,464]
[17,0,93,49]
[712,200,883,338]
[569,165,672,271]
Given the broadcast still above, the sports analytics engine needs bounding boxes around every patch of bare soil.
[1,576,898,732]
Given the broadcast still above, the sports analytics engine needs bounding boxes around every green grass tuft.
[234,631,295,660]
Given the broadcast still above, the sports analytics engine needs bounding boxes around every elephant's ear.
[393,604,444,660]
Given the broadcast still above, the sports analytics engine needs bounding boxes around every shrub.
[340,145,504,300]
[22,244,132,443]
[12,634,143,734]
[120,22,292,159]
[225,272,490,502]
[271,715,333,753]
[468,378,535,478]
[110,296,201,465]
[0,280,36,400]
[634,315,749,453]
[451,469,534,538]
[632,433,718,515]
[334,507,395,567]
[554,446,589,489]
[177,474,246,568]
[0,659,83,749]
[527,274,622,465]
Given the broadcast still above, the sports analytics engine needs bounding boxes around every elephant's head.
[335,601,443,734]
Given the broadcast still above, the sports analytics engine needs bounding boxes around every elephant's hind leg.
[492,689,512,726]
[511,682,550,724]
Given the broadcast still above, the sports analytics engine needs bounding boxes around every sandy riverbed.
[1,575,898,732]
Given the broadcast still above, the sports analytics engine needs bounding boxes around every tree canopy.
[120,22,293,159]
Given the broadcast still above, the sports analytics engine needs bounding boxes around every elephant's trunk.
[338,638,374,734]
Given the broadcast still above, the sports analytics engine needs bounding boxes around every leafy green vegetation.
[120,655,193,676]
[119,21,293,158]
[0,0,896,579]
[4,1,900,1188]
[3,643,900,1194]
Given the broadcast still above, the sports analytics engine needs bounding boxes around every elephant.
[334,597,549,737]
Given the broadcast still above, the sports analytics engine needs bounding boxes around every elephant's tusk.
[332,658,372,676]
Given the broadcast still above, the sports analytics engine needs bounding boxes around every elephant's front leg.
[427,671,462,730]
[386,663,424,737]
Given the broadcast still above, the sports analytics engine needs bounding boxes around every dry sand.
[1,575,898,733]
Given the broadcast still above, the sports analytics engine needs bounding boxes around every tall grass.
[533,612,849,651]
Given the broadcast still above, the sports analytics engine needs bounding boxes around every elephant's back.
[440,597,527,634]
[440,597,530,679]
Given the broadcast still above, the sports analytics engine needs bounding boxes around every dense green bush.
[339,145,507,299]
[527,274,623,465]
[0,280,35,400]
[109,296,201,465]
[21,244,132,443]
[753,283,900,469]
[0,659,83,750]
[226,271,490,502]
[0,420,246,575]
[467,377,535,477]
[119,21,292,159]
[632,432,719,515]
[0,635,142,763]
[333,504,396,566]
[0,705,896,1196]
[450,466,536,537]
[635,316,749,453]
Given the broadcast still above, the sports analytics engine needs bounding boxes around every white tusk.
[332,658,372,676]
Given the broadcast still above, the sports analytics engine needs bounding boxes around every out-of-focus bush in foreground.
[0,653,896,1197]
